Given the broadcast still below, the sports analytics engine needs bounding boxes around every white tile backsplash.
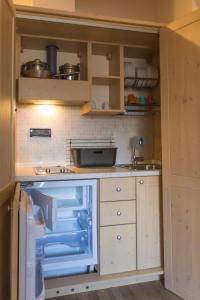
[16,105,155,166]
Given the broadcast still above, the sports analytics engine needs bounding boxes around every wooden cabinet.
[16,17,160,116]
[99,177,136,275]
[82,43,124,115]
[100,224,136,275]
[17,36,90,105]
[136,176,162,270]
[0,1,15,299]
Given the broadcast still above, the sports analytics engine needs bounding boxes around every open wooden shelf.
[81,102,124,116]
[92,76,120,85]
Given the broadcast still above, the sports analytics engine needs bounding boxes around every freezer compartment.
[28,185,90,232]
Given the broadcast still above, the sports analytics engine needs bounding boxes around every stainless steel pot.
[21,59,52,78]
[59,63,80,80]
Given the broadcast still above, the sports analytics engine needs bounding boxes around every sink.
[117,163,161,171]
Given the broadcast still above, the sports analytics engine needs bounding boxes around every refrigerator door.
[10,184,20,300]
[19,190,45,300]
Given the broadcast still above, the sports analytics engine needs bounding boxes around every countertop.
[15,165,161,182]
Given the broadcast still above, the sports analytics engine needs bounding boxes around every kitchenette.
[10,7,163,298]
[4,3,164,299]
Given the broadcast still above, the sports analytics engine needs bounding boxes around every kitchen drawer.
[100,200,136,226]
[100,177,135,202]
[100,224,136,275]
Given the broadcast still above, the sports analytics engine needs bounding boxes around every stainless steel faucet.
[130,137,144,169]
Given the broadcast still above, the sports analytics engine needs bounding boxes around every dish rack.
[124,76,159,88]
[124,63,159,89]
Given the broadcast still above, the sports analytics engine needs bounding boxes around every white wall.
[13,0,75,11]
[16,105,156,166]
[156,0,193,23]
[76,0,158,22]
[193,0,200,9]
[13,0,196,23]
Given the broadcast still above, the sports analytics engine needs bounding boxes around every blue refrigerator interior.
[18,180,98,300]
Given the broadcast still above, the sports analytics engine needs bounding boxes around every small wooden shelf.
[18,77,90,105]
[122,104,160,116]
[92,76,120,85]
[81,102,123,116]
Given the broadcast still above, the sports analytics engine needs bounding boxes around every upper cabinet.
[16,12,160,115]
[17,35,90,105]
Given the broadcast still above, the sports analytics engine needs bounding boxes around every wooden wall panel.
[0,0,15,197]
[0,1,15,299]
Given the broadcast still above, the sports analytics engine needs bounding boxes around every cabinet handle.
[117,235,122,240]
[116,211,122,216]
[116,186,121,192]
[139,180,144,184]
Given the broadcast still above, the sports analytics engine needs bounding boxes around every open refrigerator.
[18,180,98,300]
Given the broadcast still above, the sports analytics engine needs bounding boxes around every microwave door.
[19,190,45,300]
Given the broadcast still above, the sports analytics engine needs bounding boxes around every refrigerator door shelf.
[19,191,45,300]
[36,260,45,300]
[33,205,46,239]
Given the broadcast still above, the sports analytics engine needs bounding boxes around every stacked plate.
[124,62,136,87]
[124,62,159,88]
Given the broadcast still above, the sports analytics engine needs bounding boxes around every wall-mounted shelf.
[81,102,123,116]
[122,104,160,116]
[92,76,120,85]
[18,77,90,105]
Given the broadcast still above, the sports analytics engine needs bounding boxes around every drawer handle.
[139,180,144,184]
[117,235,122,240]
[116,186,122,192]
[116,211,122,216]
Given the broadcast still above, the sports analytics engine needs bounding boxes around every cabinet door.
[136,176,162,270]
[0,0,15,197]
[10,184,20,300]
[0,0,15,299]
[161,14,200,299]
[100,224,136,275]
